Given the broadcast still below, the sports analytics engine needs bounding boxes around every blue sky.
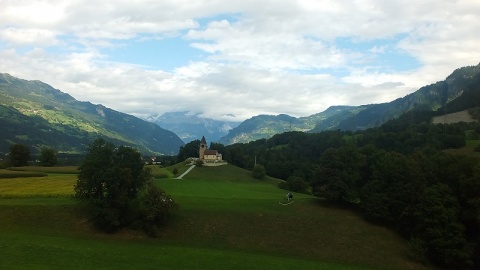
[105,36,208,71]
[0,0,479,121]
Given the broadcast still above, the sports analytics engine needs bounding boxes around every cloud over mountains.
[1,0,479,121]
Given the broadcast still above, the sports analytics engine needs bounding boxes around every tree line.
[221,114,480,269]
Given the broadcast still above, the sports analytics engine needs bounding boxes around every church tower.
[199,136,207,159]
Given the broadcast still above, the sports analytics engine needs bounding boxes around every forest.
[215,112,480,269]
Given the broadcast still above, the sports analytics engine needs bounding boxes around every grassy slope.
[0,165,433,270]
[444,139,480,158]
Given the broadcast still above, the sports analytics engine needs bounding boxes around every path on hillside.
[175,164,195,179]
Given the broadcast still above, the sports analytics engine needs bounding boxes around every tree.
[140,184,179,236]
[9,144,30,167]
[284,176,310,193]
[177,140,200,163]
[313,145,366,203]
[360,151,426,227]
[252,164,266,179]
[411,184,473,268]
[39,147,57,166]
[75,139,161,232]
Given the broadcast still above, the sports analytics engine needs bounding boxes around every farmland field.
[0,174,75,198]
[0,165,433,269]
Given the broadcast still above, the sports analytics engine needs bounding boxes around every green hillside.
[0,73,184,154]
[220,63,480,144]
[0,164,431,270]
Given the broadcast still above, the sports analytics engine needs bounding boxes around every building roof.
[204,149,218,155]
[200,136,207,144]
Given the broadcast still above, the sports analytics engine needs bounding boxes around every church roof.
[204,149,218,155]
[200,136,207,144]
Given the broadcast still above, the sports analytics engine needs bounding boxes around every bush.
[286,176,310,193]
[139,184,179,237]
[252,164,266,179]
[195,159,204,167]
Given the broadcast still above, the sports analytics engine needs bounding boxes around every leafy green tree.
[313,145,366,203]
[75,139,153,232]
[177,140,200,162]
[252,164,266,179]
[411,184,473,268]
[285,176,310,193]
[9,144,30,167]
[360,151,426,227]
[140,184,179,237]
[39,147,57,166]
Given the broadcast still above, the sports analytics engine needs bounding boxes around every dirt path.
[175,165,195,179]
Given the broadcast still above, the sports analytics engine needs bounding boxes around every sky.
[1,0,479,122]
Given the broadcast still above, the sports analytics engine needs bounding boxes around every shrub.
[195,159,204,167]
[252,164,266,179]
[139,184,179,237]
[285,176,310,193]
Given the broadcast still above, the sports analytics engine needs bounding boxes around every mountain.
[331,64,480,131]
[147,111,240,143]
[220,63,480,145]
[217,106,373,144]
[0,73,184,155]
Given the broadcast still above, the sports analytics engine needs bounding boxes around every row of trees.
[2,144,58,167]
[222,118,480,269]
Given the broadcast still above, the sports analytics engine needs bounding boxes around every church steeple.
[199,136,207,159]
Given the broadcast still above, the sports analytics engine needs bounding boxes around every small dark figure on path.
[286,192,293,201]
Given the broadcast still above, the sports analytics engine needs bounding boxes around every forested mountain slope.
[221,63,480,144]
[0,73,184,154]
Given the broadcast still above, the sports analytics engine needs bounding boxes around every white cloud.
[0,0,479,122]
[0,27,59,46]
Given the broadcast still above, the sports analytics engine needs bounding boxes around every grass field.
[0,164,434,270]
[444,139,480,158]
[0,174,75,198]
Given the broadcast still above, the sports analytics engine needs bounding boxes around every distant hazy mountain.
[147,111,240,143]
[0,73,184,155]
[219,63,480,145]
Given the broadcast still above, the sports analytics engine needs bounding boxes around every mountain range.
[1,63,479,155]
[0,73,184,155]
[215,63,480,144]
[146,112,240,143]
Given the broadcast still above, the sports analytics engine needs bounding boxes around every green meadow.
[0,164,433,270]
